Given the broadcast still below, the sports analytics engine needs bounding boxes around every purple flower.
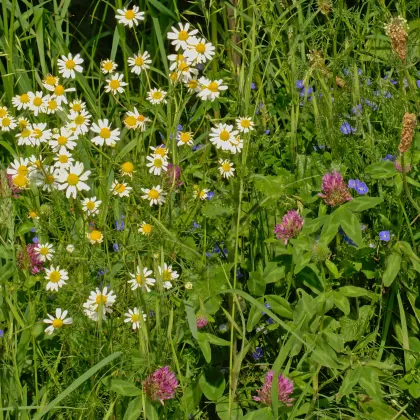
[253,370,294,406]
[206,191,214,200]
[196,63,204,71]
[383,154,396,162]
[352,104,362,116]
[363,99,378,111]
[296,80,304,89]
[32,236,39,244]
[417,80,420,89]
[115,219,125,231]
[30,227,36,233]
[340,122,356,135]
[355,181,368,195]
[267,317,274,325]
[319,172,353,206]
[196,315,208,329]
[384,91,392,99]
[143,366,178,405]
[348,179,357,189]
[192,222,201,229]
[265,129,270,135]
[299,87,313,97]
[192,144,202,151]
[252,347,264,360]
[262,302,271,315]
[17,244,44,274]
[177,124,183,131]
[0,330,3,338]
[251,82,256,90]
[237,269,243,279]
[113,243,120,252]
[206,252,213,258]
[274,210,304,245]
[379,231,391,241]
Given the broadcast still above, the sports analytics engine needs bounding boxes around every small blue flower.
[366,78,372,86]
[267,317,274,325]
[192,222,201,229]
[340,122,356,135]
[219,324,227,332]
[115,219,125,231]
[361,224,367,231]
[384,91,392,99]
[262,302,271,315]
[355,181,368,195]
[97,269,105,276]
[352,104,362,116]
[149,310,154,318]
[383,154,396,162]
[237,269,243,279]
[196,63,204,71]
[177,124,183,131]
[379,231,391,241]
[296,80,305,89]
[113,243,120,252]
[192,144,202,151]
[206,252,213,258]
[299,86,313,97]
[265,129,270,135]
[343,234,358,247]
[30,227,36,233]
[206,191,214,200]
[251,82,256,90]
[0,330,3,338]
[252,347,264,360]
[348,179,357,189]
[357,68,362,75]
[32,236,39,244]
[363,99,378,111]
[343,68,350,76]
[259,101,264,109]
[417,80,420,89]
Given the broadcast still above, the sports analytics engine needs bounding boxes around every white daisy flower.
[110,180,132,197]
[147,88,167,105]
[185,79,201,93]
[86,230,103,244]
[236,117,254,133]
[53,147,74,170]
[49,84,76,105]
[57,161,91,199]
[10,173,29,190]
[50,127,78,151]
[32,166,63,192]
[6,157,30,178]
[146,154,168,175]
[57,53,84,79]
[87,287,116,310]
[209,123,238,151]
[193,188,209,200]
[43,308,72,335]
[17,117,30,130]
[34,242,55,262]
[30,123,52,146]
[16,126,34,146]
[81,196,101,215]
[101,59,117,74]
[219,159,235,179]
[124,108,151,131]
[69,100,86,113]
[28,91,47,115]
[90,119,120,147]
[124,307,146,330]
[185,37,216,64]
[176,131,194,146]
[104,73,127,95]
[229,135,244,154]
[158,263,179,289]
[0,106,8,117]
[138,221,153,236]
[12,92,30,110]
[141,185,166,206]
[173,61,198,83]
[167,22,198,51]
[197,77,228,101]
[0,114,17,132]
[128,266,156,292]
[67,110,91,135]
[66,244,75,253]
[45,266,68,292]
[42,74,59,90]
[45,95,63,114]
[168,53,191,70]
[128,51,152,74]
[150,144,168,157]
[115,6,144,28]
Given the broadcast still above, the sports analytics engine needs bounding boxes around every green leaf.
[247,272,266,296]
[123,397,142,420]
[242,407,274,420]
[202,333,231,347]
[340,208,363,247]
[109,379,142,396]
[265,295,293,319]
[198,368,226,401]
[301,215,328,235]
[185,300,198,339]
[365,160,396,179]
[202,202,233,219]
[246,297,264,332]
[263,263,286,284]
[342,197,384,212]
[325,260,340,279]
[147,0,178,20]
[311,348,341,369]
[319,213,340,245]
[333,291,350,315]
[216,398,243,420]
[383,252,402,287]
[294,251,312,275]
[359,367,382,400]
[197,332,212,363]
[339,286,372,298]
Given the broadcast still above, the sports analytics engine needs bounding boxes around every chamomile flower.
[124,307,146,330]
[120,161,135,177]
[146,154,168,175]
[10,174,29,190]
[128,266,156,292]
[68,110,91,135]
[185,79,201,93]
[12,92,30,110]
[50,128,78,151]
[43,308,72,335]
[173,61,198,83]
[110,180,132,197]
[49,84,76,105]
[141,185,166,206]
[219,159,235,179]
[176,131,194,146]
[185,37,216,64]
[150,144,168,157]
[0,106,7,117]
[45,266,68,292]
[115,6,144,28]
[45,95,63,114]
[42,74,59,90]
[53,147,74,170]
[69,100,86,113]
[138,221,153,236]
[83,287,116,321]
[104,73,127,94]
[87,230,103,244]
[168,53,191,70]
[57,161,91,198]
[167,22,198,51]
[33,166,62,192]
[101,59,117,74]
[81,196,101,215]
[236,117,254,133]
[229,136,244,154]
[18,117,30,130]
[31,123,52,146]
[193,188,209,200]
[209,123,238,151]
[147,88,167,105]
[66,244,75,253]
[16,126,33,146]
[28,210,39,219]
[34,243,55,262]
[6,157,30,178]
[28,154,44,173]
[91,119,120,147]
[158,263,180,289]
[128,51,152,74]
[0,114,17,132]
[197,77,228,101]
[57,53,84,79]
[28,91,47,115]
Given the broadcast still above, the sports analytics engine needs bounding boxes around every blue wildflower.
[383,154,396,161]
[265,129,270,135]
[296,80,304,89]
[417,80,420,89]
[348,179,357,189]
[177,124,183,131]
[267,317,274,325]
[340,122,356,135]
[355,180,368,195]
[196,63,204,71]
[252,347,264,360]
[192,144,202,151]
[251,82,256,90]
[30,227,36,233]
[113,243,120,252]
[352,104,362,116]
[262,302,271,315]
[115,219,125,231]
[366,78,372,85]
[192,222,201,229]
[206,191,214,200]
[205,252,213,258]
[343,234,358,247]
[300,86,313,97]
[32,236,39,244]
[343,68,350,76]
[0,330,3,338]
[379,231,391,241]
[149,310,154,318]
[237,269,243,279]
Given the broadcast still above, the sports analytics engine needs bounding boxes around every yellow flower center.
[45,75,57,86]
[21,129,31,138]
[142,224,152,233]
[52,319,63,328]
[179,62,190,72]
[125,9,135,19]
[33,128,42,139]
[103,61,114,71]
[2,117,10,127]
[121,161,134,173]
[199,190,206,198]
[65,59,76,69]
[100,127,111,139]
[45,175,55,184]
[178,30,189,41]
[95,294,107,304]
[241,119,251,128]
[39,247,49,256]
[219,130,230,141]
[148,189,159,199]
[170,72,178,82]
[34,160,41,168]
[86,200,95,210]
[58,155,68,163]
[152,91,162,100]
[49,271,61,283]
[125,115,137,127]
[131,313,140,322]
[222,162,231,172]
[48,100,58,110]
[28,211,38,218]
[154,147,166,156]
[57,136,68,145]
[19,119,28,129]
[20,94,29,103]
[153,158,163,168]
[136,275,143,284]
[109,79,120,90]
[54,85,65,95]
[196,43,206,53]
[74,115,85,125]
[0,109,6,117]
[135,56,144,66]
[115,183,126,194]
[180,132,191,143]
[33,97,43,107]
[188,80,198,89]
[163,270,172,281]
[72,103,82,112]
[137,115,145,122]
[67,173,79,185]
[13,174,28,188]
[90,230,102,241]
[17,165,29,176]
[208,81,219,92]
